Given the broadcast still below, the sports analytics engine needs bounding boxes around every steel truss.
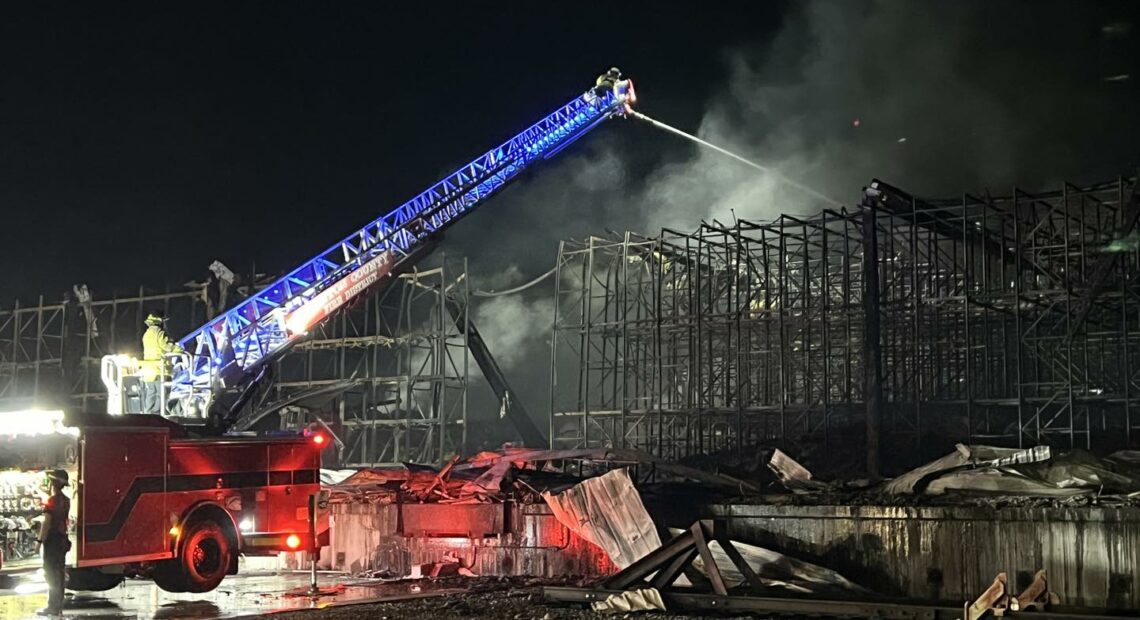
[550,178,1140,460]
[276,257,469,466]
[0,258,469,466]
[0,287,207,413]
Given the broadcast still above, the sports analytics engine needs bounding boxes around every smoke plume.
[446,0,1139,435]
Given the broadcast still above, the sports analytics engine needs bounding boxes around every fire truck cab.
[69,413,328,593]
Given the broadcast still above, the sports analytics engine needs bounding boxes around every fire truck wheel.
[67,567,124,591]
[179,520,233,593]
[152,560,187,593]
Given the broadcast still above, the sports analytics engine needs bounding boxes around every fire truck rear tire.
[152,560,187,593]
[177,519,233,593]
[153,519,233,593]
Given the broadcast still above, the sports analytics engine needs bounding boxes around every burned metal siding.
[711,504,1140,610]
[327,502,616,578]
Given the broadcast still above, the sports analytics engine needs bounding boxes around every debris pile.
[325,447,761,506]
[541,467,866,602]
[743,444,1140,506]
[884,444,1140,501]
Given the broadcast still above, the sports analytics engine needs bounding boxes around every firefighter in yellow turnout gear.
[140,312,185,414]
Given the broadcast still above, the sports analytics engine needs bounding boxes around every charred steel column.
[861,191,884,478]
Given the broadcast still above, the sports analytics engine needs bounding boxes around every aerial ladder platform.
[102,69,636,429]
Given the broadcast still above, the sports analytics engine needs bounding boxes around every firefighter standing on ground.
[140,312,184,414]
[37,469,71,617]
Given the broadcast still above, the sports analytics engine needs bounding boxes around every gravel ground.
[249,578,748,620]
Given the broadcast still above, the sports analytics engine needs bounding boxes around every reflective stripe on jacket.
[140,325,183,380]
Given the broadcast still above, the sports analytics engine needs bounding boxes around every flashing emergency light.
[169,526,180,538]
[0,409,76,437]
[312,434,326,446]
[285,534,302,550]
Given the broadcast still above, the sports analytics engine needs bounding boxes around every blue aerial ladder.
[101,69,636,426]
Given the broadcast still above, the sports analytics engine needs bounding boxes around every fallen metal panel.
[886,444,1140,497]
[590,588,666,612]
[542,468,661,568]
[884,444,1037,495]
[768,448,830,492]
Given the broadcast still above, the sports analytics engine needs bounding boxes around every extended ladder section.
[173,72,637,410]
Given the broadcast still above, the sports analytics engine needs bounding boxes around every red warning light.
[312,434,326,446]
[286,534,302,549]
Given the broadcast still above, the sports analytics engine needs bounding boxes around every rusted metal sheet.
[711,503,1140,611]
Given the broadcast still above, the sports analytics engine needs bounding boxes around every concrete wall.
[711,503,1140,611]
[325,501,615,578]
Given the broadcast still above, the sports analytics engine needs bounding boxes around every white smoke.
[471,294,554,369]
[634,0,1137,232]
[442,0,1139,429]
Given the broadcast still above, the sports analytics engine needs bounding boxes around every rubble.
[767,448,831,493]
[325,446,762,508]
[326,440,1140,517]
[248,580,712,620]
[670,527,867,596]
[543,466,866,600]
[884,444,1140,499]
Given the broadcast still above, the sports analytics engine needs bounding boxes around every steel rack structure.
[275,256,470,466]
[550,177,1140,461]
[0,259,470,466]
[0,287,205,414]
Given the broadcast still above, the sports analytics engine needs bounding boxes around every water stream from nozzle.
[631,110,843,208]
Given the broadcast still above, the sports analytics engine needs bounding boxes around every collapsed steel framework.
[0,257,469,466]
[550,177,1140,462]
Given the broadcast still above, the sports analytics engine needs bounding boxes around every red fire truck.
[66,413,328,593]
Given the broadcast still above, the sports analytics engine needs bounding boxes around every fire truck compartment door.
[80,427,169,564]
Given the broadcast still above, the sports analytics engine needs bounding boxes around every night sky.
[0,3,786,304]
[2,1,1138,310]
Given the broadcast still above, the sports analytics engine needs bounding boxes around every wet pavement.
[0,568,461,620]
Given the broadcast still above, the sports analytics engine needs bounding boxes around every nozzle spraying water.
[631,111,843,208]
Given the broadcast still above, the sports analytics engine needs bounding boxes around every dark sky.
[0,3,786,304]
[2,1,1139,308]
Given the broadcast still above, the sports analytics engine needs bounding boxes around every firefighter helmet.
[47,469,69,487]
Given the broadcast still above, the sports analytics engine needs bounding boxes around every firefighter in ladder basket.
[140,312,185,414]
